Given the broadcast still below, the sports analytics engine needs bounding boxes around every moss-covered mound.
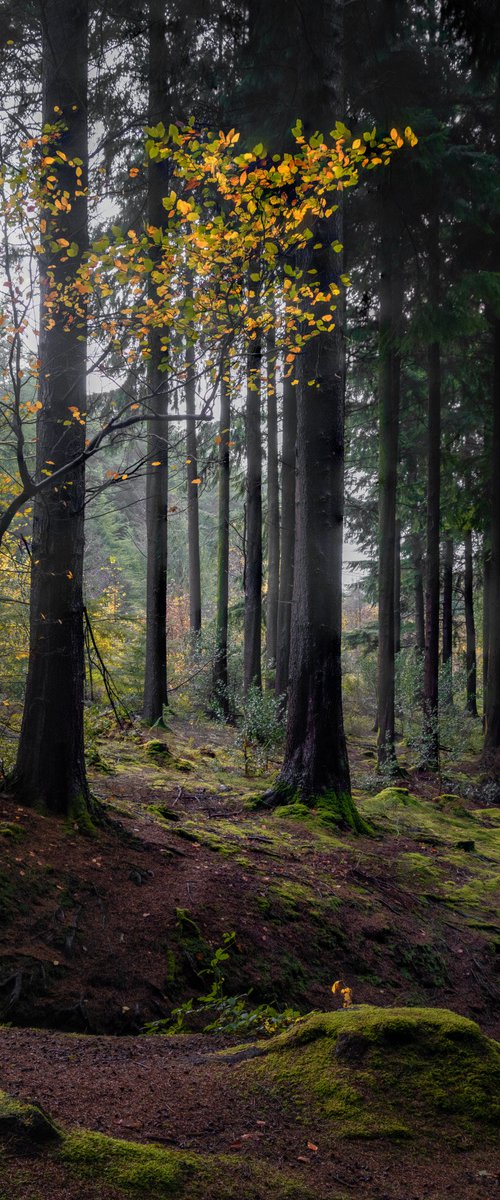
[0,1090,61,1148]
[246,1005,500,1140]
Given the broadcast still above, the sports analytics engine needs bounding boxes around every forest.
[0,1,499,1198]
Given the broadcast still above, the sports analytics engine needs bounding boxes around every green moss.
[144,739,172,760]
[0,823,25,842]
[396,852,442,889]
[0,1091,61,1147]
[275,801,311,821]
[59,1129,319,1199]
[245,1006,500,1140]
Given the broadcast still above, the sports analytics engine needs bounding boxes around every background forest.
[0,3,499,1200]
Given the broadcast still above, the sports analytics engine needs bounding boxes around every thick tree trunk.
[211,365,231,713]
[464,530,477,717]
[377,205,400,772]
[265,322,280,685]
[485,318,500,749]
[266,0,365,830]
[394,517,401,656]
[423,211,441,769]
[442,535,453,705]
[185,339,202,637]
[15,0,89,819]
[275,365,296,700]
[143,0,169,725]
[243,326,263,694]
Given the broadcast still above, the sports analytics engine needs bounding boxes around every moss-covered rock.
[244,1005,500,1140]
[0,1090,61,1150]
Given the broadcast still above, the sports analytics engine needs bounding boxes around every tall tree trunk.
[265,322,280,685]
[243,326,262,694]
[185,338,202,637]
[266,0,365,830]
[377,203,400,771]
[275,364,296,700]
[394,517,401,656]
[485,318,500,749]
[15,0,89,819]
[211,364,231,714]
[442,535,453,705]
[483,541,491,723]
[464,530,477,716]
[143,0,169,725]
[423,210,441,769]
[412,532,425,656]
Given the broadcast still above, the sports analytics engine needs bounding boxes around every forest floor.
[0,711,499,1199]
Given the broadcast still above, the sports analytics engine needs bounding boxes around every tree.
[14,0,90,819]
[211,363,231,714]
[243,314,263,695]
[275,363,296,699]
[265,319,279,685]
[185,336,202,638]
[143,0,170,725]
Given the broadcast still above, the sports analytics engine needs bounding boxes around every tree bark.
[483,541,491,723]
[265,321,280,685]
[143,0,169,726]
[485,318,500,748]
[266,0,364,829]
[442,535,453,705]
[394,517,401,656]
[376,200,400,771]
[243,325,263,694]
[412,532,426,657]
[15,0,90,819]
[464,530,477,716]
[423,210,441,769]
[211,364,231,714]
[185,338,202,637]
[275,360,297,700]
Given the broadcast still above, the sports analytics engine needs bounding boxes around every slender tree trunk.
[185,338,202,637]
[266,0,365,830]
[485,318,500,749]
[15,0,89,819]
[442,535,453,705]
[265,322,280,685]
[211,365,231,713]
[377,204,400,771]
[243,324,262,694]
[464,530,477,716]
[394,517,401,656]
[412,533,425,657]
[483,542,491,723]
[143,0,169,725]
[275,363,296,700]
[423,210,441,769]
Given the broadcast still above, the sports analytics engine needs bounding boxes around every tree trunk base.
[254,781,371,834]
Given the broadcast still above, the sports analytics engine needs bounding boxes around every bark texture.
[423,211,441,768]
[143,0,169,725]
[243,326,262,694]
[185,338,202,637]
[15,0,89,818]
[265,323,280,684]
[464,531,477,716]
[275,367,297,699]
[442,535,453,705]
[211,367,231,713]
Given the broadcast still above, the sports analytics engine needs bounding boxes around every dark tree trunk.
[377,204,400,772]
[15,0,90,819]
[423,211,441,769]
[485,318,500,749]
[185,339,202,637]
[442,535,453,705]
[483,542,491,723]
[143,0,169,725]
[464,530,477,717]
[275,364,296,700]
[211,365,231,713]
[265,322,280,685]
[394,517,401,656]
[412,532,426,656]
[267,0,365,830]
[243,326,262,694]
